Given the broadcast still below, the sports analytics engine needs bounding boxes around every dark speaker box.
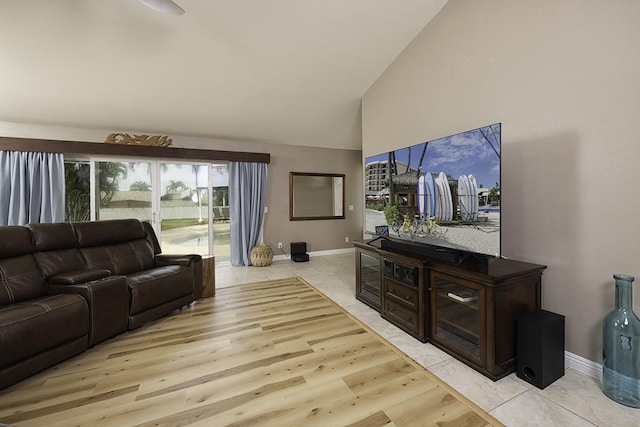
[290,242,307,255]
[517,309,565,389]
[292,253,310,262]
[290,242,309,262]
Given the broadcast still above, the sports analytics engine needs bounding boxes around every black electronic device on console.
[380,237,462,264]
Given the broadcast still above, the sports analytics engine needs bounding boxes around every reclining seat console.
[72,219,199,329]
[29,222,129,346]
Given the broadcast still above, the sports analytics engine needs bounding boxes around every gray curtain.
[0,151,65,226]
[229,161,267,266]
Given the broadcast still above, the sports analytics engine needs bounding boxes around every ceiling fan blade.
[139,0,185,15]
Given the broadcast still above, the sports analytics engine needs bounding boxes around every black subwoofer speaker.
[290,242,307,254]
[290,241,309,262]
[516,309,565,389]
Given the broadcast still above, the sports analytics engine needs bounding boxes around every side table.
[201,255,216,298]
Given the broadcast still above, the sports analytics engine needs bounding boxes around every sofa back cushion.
[0,226,32,259]
[142,221,162,255]
[28,222,85,279]
[0,226,46,307]
[73,219,155,275]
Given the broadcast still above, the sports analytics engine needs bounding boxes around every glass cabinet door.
[432,273,484,365]
[357,250,382,310]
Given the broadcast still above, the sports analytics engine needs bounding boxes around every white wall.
[362,0,640,363]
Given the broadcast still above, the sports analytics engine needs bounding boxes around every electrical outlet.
[345,236,349,243]
[277,242,283,249]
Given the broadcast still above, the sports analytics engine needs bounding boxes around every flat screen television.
[364,123,501,258]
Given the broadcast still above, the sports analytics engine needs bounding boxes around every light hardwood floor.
[0,277,501,426]
[4,253,636,427]
[214,254,640,427]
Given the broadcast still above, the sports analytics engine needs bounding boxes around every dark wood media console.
[354,239,547,381]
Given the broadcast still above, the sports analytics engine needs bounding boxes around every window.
[64,158,229,261]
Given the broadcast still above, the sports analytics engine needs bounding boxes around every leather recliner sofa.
[0,219,202,390]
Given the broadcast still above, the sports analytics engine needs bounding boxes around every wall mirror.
[290,172,345,221]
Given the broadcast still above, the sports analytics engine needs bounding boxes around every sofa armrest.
[48,276,129,346]
[48,268,112,285]
[155,254,201,267]
[155,254,203,300]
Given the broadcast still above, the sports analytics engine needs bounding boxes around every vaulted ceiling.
[0,0,447,150]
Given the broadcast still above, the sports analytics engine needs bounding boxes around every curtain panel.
[0,151,65,226]
[229,161,267,266]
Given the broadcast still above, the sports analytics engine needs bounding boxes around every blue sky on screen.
[366,124,500,189]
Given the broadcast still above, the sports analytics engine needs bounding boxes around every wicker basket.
[250,243,273,267]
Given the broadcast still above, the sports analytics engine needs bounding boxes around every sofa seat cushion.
[0,294,89,369]
[127,266,194,315]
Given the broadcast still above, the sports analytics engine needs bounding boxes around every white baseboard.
[216,248,354,264]
[310,247,355,256]
[565,351,602,382]
[273,247,354,262]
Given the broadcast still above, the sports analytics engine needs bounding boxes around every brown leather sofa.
[0,219,202,390]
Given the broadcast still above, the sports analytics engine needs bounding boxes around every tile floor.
[215,253,637,427]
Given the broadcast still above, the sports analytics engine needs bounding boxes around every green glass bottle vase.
[602,274,640,408]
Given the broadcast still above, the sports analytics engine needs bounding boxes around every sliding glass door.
[96,161,153,222]
[64,159,229,261]
[64,161,91,222]
[211,164,230,261]
[158,163,209,255]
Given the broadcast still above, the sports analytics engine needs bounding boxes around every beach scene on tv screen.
[364,123,501,257]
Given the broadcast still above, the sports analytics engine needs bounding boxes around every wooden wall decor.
[0,137,270,164]
[105,133,173,147]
